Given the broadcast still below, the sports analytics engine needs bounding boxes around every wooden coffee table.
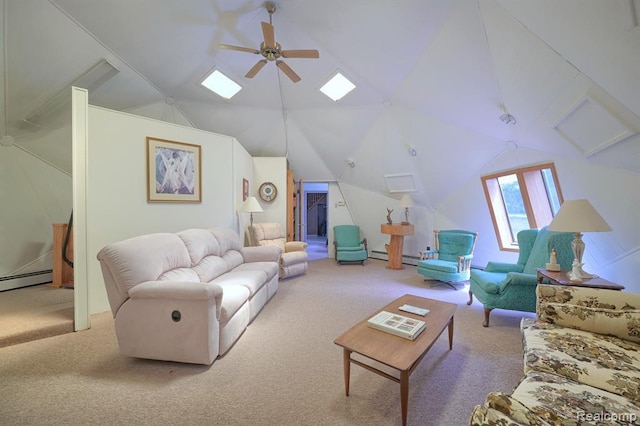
[334,294,457,426]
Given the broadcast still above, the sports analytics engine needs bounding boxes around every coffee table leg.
[448,317,454,350]
[343,349,351,396]
[400,370,409,426]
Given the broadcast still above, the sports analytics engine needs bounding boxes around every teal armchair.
[333,225,367,265]
[417,230,478,289]
[468,226,574,327]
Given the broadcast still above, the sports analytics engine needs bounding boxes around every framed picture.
[146,137,201,203]
[242,178,249,201]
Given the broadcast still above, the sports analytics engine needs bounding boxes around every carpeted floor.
[0,283,74,348]
[0,258,531,425]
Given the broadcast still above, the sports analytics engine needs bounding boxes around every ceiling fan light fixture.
[320,72,356,101]
[201,69,242,99]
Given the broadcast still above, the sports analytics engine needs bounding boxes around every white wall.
[85,106,251,314]
[252,157,287,228]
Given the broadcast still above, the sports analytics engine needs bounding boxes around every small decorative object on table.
[386,208,393,225]
[545,248,560,271]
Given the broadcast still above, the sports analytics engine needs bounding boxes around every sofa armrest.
[502,272,538,288]
[129,281,224,319]
[419,249,438,260]
[285,241,308,252]
[485,261,523,273]
[241,246,282,263]
[457,254,473,272]
[471,392,552,426]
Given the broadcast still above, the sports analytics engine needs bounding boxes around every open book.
[367,311,426,341]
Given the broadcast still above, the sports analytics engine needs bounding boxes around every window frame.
[481,162,564,252]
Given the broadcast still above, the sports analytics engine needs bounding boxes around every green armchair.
[417,230,478,289]
[468,226,574,327]
[333,225,367,265]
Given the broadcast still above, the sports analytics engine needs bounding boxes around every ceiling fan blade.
[276,60,301,83]
[281,50,319,59]
[261,21,275,48]
[245,60,268,78]
[219,44,259,54]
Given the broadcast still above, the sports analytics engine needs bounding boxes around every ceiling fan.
[219,1,319,83]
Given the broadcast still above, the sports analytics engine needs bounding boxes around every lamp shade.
[399,194,415,208]
[240,196,263,213]
[548,199,611,232]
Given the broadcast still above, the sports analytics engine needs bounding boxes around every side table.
[536,268,624,290]
[381,223,414,270]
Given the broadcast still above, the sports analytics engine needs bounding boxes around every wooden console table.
[536,268,624,290]
[381,223,414,270]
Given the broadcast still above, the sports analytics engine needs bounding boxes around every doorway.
[303,183,329,260]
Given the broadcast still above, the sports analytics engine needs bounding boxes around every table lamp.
[240,196,263,228]
[547,199,611,282]
[400,194,414,225]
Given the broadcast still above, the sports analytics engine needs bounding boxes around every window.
[482,163,563,252]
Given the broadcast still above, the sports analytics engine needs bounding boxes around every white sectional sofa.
[470,284,640,425]
[97,227,281,365]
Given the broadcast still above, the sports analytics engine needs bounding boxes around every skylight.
[320,72,355,101]
[201,70,242,99]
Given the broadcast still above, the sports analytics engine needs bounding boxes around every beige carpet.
[0,258,532,426]
[0,283,74,348]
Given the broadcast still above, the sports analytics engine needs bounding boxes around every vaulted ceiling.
[3,0,640,206]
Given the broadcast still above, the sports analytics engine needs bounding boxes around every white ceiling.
[3,0,640,206]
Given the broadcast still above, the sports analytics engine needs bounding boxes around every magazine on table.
[367,310,426,340]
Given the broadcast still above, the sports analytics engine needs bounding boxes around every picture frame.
[146,137,201,203]
[242,178,249,201]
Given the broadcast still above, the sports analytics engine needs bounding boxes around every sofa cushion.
[177,228,221,263]
[233,261,279,281]
[158,267,200,282]
[512,370,640,425]
[211,270,268,297]
[216,284,250,324]
[523,321,640,402]
[437,233,474,263]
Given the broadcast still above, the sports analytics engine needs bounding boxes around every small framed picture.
[146,137,201,203]
[243,178,249,201]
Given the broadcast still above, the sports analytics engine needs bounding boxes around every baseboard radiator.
[0,270,53,292]
[370,250,421,266]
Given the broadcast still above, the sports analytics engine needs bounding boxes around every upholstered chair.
[333,225,368,265]
[417,230,478,289]
[468,226,574,327]
[249,223,308,279]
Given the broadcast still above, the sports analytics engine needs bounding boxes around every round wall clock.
[259,182,278,202]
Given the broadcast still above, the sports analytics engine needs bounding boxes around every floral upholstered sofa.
[470,284,640,425]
